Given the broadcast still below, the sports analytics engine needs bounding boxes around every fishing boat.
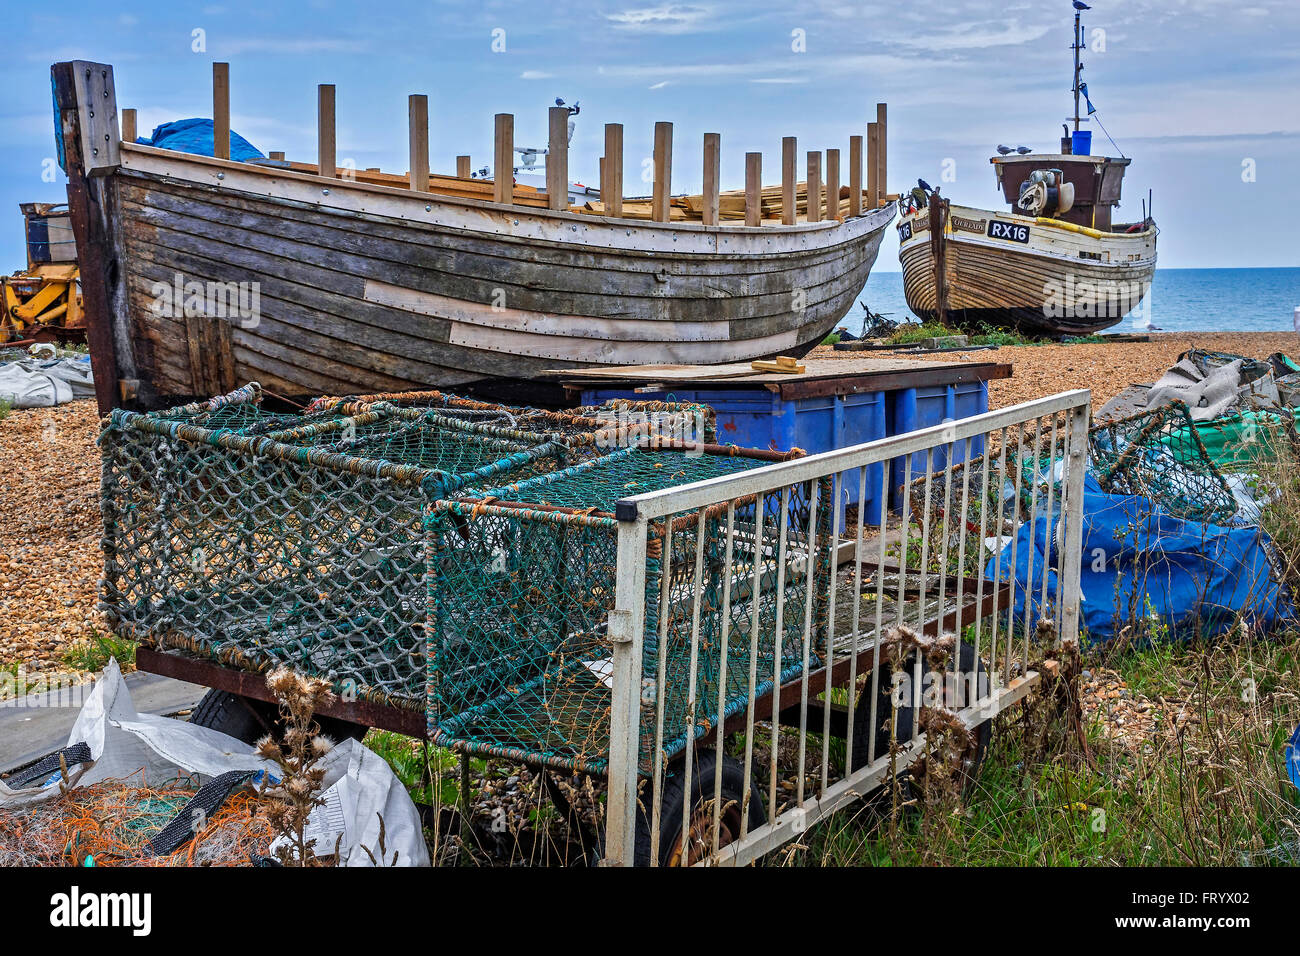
[897,6,1156,338]
[52,61,896,412]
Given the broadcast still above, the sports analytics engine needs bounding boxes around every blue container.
[886,381,989,508]
[1071,129,1092,156]
[579,386,887,527]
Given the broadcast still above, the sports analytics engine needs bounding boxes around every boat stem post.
[318,83,336,180]
[867,122,879,209]
[807,151,823,223]
[875,102,887,199]
[456,155,471,179]
[494,113,514,205]
[848,135,863,217]
[213,63,230,161]
[548,106,570,211]
[409,94,429,191]
[121,108,137,144]
[702,132,720,226]
[604,123,623,218]
[781,136,796,225]
[745,152,762,227]
[826,148,840,222]
[652,121,673,222]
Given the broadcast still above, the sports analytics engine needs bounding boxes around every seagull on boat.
[1016,146,1033,154]
[996,145,1014,155]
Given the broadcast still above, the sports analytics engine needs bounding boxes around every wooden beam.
[408,94,429,192]
[547,106,569,211]
[494,113,514,205]
[212,63,230,161]
[652,121,673,223]
[806,150,822,223]
[317,84,336,179]
[604,123,623,218]
[269,150,286,161]
[456,155,471,179]
[121,108,137,144]
[848,135,863,217]
[826,147,840,222]
[781,136,796,225]
[876,102,887,201]
[702,132,720,226]
[867,121,879,209]
[745,151,762,227]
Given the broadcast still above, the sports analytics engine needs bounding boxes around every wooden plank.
[781,136,796,225]
[318,84,336,180]
[456,155,471,179]
[745,152,762,227]
[701,132,720,227]
[604,123,623,218]
[652,122,672,223]
[848,135,862,218]
[51,61,121,414]
[826,147,840,222]
[121,107,137,144]
[494,113,514,205]
[212,63,230,161]
[806,151,822,223]
[876,103,887,201]
[269,150,286,161]
[408,94,429,193]
[547,106,569,211]
[867,122,879,210]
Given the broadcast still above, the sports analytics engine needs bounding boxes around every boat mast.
[1072,8,1083,132]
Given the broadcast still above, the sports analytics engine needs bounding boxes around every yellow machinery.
[2,203,84,345]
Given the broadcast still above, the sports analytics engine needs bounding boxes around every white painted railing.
[602,390,1091,866]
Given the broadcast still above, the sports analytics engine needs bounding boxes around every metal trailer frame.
[132,390,1090,866]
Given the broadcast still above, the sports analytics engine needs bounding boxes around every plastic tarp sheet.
[136,118,263,162]
[1162,409,1300,472]
[0,661,428,866]
[986,476,1291,643]
[0,355,94,407]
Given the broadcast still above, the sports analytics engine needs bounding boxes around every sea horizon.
[856,266,1300,335]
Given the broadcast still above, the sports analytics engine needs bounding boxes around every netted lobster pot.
[304,388,716,449]
[425,443,833,775]
[1089,402,1237,524]
[99,407,565,710]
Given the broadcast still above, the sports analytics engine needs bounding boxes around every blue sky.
[2,0,1298,271]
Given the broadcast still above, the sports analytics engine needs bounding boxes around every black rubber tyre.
[850,640,993,794]
[189,689,368,745]
[634,749,765,867]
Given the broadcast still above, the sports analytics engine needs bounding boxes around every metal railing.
[602,390,1091,866]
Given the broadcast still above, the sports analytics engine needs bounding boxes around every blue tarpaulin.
[986,476,1291,643]
[135,119,263,162]
[1287,726,1300,793]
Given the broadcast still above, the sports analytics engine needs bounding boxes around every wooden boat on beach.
[52,61,896,412]
[898,7,1156,338]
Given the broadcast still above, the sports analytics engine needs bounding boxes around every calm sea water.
[855,267,1300,335]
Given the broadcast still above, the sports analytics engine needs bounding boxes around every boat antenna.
[1072,2,1085,133]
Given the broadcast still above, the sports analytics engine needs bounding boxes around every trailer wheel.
[189,689,368,745]
[850,640,992,793]
[634,749,764,867]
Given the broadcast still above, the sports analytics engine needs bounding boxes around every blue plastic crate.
[579,386,887,527]
[886,381,989,508]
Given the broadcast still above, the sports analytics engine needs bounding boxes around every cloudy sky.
[2,0,1297,270]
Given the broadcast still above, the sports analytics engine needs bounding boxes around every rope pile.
[0,780,273,867]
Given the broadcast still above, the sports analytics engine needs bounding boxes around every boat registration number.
[898,220,913,241]
[988,220,1031,243]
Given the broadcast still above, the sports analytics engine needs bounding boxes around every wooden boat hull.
[73,139,893,407]
[897,202,1156,337]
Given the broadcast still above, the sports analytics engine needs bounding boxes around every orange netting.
[0,779,275,867]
